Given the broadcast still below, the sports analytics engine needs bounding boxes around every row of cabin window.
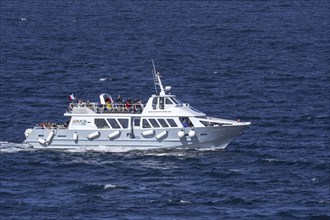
[94,118,178,129]
[141,118,178,128]
[95,118,128,129]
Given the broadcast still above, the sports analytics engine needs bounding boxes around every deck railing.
[34,123,68,129]
[68,102,144,114]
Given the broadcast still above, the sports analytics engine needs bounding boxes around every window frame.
[94,118,110,129]
[166,118,178,127]
[157,118,169,127]
[149,119,160,128]
[117,118,129,129]
[142,119,152,128]
[165,98,174,105]
[107,118,122,129]
[134,118,141,127]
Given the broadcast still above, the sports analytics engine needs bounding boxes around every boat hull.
[24,125,247,151]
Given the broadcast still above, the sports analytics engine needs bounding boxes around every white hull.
[24,125,247,150]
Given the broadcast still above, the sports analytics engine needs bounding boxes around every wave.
[0,142,227,155]
[72,183,128,194]
[0,141,34,153]
[104,184,127,190]
[98,77,112,82]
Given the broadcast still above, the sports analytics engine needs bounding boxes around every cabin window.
[149,119,160,128]
[152,98,157,110]
[166,119,178,127]
[165,98,173,105]
[179,117,194,127]
[107,119,121,128]
[142,119,151,128]
[159,97,164,109]
[118,119,129,129]
[172,98,181,105]
[95,119,110,129]
[157,119,169,127]
[134,118,140,127]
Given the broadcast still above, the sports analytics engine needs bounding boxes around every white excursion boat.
[24,62,250,150]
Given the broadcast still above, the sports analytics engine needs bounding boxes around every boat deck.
[68,102,144,114]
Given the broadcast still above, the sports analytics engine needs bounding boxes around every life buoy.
[108,131,121,139]
[37,138,47,146]
[188,130,196,137]
[73,132,78,143]
[156,131,168,140]
[46,131,55,143]
[142,130,155,137]
[178,130,185,138]
[88,131,100,140]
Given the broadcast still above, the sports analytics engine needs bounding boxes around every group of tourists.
[36,121,69,129]
[104,95,144,113]
[68,94,144,113]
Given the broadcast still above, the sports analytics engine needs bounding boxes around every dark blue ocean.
[1,0,329,219]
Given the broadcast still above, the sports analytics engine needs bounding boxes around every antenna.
[152,60,158,94]
[151,60,166,95]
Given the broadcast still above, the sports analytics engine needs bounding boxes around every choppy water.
[1,0,329,219]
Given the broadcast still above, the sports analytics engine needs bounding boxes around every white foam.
[99,77,111,82]
[104,184,117,189]
[66,145,160,153]
[179,200,191,204]
[62,145,227,155]
[318,200,330,204]
[0,141,226,155]
[262,158,286,162]
[195,146,226,151]
[0,141,33,153]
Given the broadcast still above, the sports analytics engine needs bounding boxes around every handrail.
[34,123,68,129]
[68,102,144,114]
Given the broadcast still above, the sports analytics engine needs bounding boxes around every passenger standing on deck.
[182,119,188,128]
[117,95,122,103]
[133,98,138,112]
[106,100,112,110]
[126,97,132,110]
[116,95,122,111]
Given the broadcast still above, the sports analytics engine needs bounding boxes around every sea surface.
[0,0,329,219]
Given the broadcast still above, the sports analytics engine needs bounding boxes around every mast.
[152,60,166,95]
[152,61,158,94]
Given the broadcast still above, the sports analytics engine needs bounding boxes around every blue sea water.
[0,0,329,219]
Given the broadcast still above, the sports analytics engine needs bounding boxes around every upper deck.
[67,101,145,114]
[65,62,206,117]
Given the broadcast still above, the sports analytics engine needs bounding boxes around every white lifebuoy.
[73,132,78,143]
[88,131,100,140]
[178,130,185,138]
[108,131,121,139]
[37,138,47,146]
[24,129,33,138]
[156,131,168,140]
[188,130,196,137]
[142,130,155,137]
[46,131,55,143]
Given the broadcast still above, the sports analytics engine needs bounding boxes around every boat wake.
[0,141,34,153]
[0,141,226,154]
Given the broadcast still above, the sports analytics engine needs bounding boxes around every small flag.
[69,93,75,101]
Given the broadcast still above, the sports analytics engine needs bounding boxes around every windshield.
[171,98,182,105]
